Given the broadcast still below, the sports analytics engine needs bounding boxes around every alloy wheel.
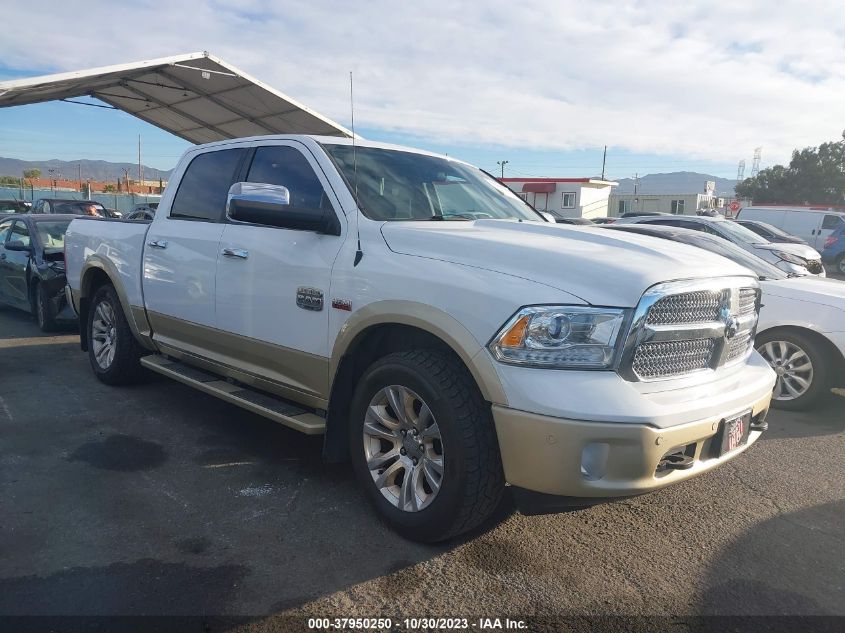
[759,340,814,401]
[91,300,117,370]
[363,385,444,512]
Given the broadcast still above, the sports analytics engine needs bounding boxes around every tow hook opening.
[656,443,696,475]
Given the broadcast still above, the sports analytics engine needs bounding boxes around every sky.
[1,0,844,181]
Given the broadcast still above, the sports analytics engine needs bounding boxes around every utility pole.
[48,168,56,194]
[750,147,762,177]
[633,172,639,213]
[497,160,509,178]
[138,135,143,190]
[601,145,607,180]
[78,163,82,194]
[122,168,131,193]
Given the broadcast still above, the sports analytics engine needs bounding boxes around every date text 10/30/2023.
[307,617,528,630]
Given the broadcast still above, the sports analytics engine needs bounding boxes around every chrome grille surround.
[618,277,761,382]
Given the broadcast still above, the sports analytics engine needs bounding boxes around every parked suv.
[64,135,775,541]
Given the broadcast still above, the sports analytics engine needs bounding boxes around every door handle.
[147,239,168,249]
[222,247,249,259]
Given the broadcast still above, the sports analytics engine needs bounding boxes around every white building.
[608,192,725,217]
[500,177,618,219]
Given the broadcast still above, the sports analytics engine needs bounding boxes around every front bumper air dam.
[492,391,771,499]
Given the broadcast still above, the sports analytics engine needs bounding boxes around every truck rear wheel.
[349,350,504,542]
[87,284,145,385]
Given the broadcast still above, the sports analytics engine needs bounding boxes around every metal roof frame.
[0,51,353,144]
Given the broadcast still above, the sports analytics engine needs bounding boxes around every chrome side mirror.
[227,182,290,219]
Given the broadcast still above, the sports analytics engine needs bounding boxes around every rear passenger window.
[822,215,843,230]
[246,146,333,211]
[170,148,246,221]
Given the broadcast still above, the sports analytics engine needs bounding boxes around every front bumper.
[492,390,771,498]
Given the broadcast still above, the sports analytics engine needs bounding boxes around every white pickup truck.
[65,135,776,541]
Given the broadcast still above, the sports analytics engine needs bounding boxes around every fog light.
[580,442,609,481]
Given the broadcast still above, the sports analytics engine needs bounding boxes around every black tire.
[349,350,504,542]
[836,254,845,276]
[33,282,58,333]
[756,329,833,411]
[87,284,146,385]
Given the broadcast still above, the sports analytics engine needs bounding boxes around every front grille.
[725,329,753,363]
[632,338,716,379]
[807,260,823,274]
[646,291,722,325]
[738,288,757,317]
[621,279,761,381]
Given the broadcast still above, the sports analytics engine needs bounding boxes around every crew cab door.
[143,146,247,351]
[214,142,345,400]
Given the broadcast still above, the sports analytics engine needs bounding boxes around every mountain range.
[612,171,738,197]
[0,157,172,183]
[0,157,737,196]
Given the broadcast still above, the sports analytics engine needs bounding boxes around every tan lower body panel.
[140,355,325,434]
[493,391,772,497]
[147,310,329,409]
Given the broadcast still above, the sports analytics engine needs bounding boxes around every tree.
[23,168,41,181]
[735,133,845,205]
[103,184,117,193]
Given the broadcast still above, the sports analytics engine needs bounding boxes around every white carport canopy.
[0,51,352,143]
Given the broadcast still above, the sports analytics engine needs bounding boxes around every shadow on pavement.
[761,395,844,441]
[698,500,844,617]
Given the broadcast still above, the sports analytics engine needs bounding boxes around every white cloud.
[1,0,844,166]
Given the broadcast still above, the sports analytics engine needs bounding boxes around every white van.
[737,206,845,250]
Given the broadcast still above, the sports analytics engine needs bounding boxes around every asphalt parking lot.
[1,305,843,629]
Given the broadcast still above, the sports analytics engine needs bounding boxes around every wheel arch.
[322,302,508,462]
[78,257,153,352]
[757,325,845,376]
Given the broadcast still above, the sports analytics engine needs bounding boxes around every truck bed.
[64,217,150,310]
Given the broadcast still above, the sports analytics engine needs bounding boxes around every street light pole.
[497,160,509,178]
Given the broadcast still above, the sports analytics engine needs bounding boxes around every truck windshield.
[323,145,542,222]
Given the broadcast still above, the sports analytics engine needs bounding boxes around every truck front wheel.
[87,284,145,385]
[349,350,504,542]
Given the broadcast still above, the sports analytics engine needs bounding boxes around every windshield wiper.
[429,214,472,221]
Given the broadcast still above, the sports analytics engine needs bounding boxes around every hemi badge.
[332,299,352,311]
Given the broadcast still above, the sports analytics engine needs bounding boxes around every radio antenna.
[351,71,363,266]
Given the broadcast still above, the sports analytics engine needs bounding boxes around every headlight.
[772,251,807,266]
[488,306,627,369]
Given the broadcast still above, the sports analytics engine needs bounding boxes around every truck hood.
[380,220,753,307]
[763,275,845,309]
[753,241,821,260]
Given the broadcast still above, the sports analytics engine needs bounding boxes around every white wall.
[503,180,613,218]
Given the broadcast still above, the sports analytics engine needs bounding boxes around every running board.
[140,354,325,435]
